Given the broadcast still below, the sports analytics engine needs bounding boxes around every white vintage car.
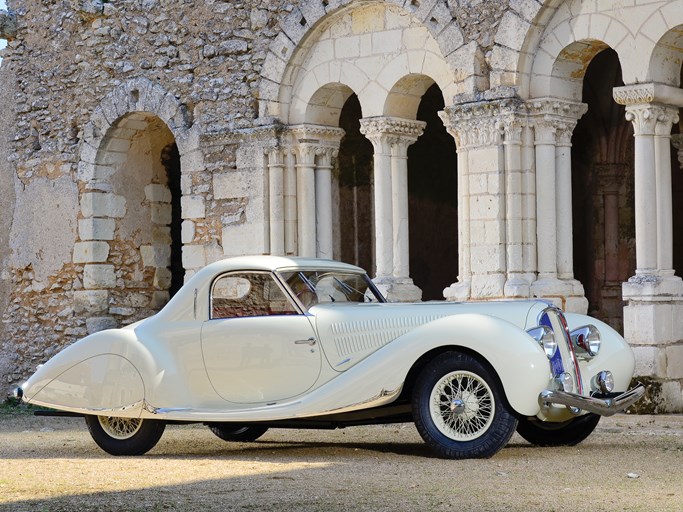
[16,256,644,458]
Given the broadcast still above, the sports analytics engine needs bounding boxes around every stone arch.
[384,73,438,118]
[304,82,358,126]
[258,0,467,122]
[520,0,683,99]
[648,24,683,86]
[75,79,200,332]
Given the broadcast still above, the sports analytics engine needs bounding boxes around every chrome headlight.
[571,325,601,357]
[527,325,557,358]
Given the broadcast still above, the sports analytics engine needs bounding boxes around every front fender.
[384,313,551,416]
[563,313,636,392]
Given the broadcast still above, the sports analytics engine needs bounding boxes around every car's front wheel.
[516,413,600,446]
[84,415,166,456]
[412,351,518,459]
[208,423,269,442]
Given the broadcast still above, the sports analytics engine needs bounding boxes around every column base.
[530,277,588,313]
[623,273,683,301]
[443,280,471,302]
[504,276,531,298]
[373,277,422,303]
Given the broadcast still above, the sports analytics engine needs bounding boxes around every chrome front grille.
[539,307,584,395]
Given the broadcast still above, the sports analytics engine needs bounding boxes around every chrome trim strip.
[539,385,646,417]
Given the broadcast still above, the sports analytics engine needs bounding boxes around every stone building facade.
[0,0,682,411]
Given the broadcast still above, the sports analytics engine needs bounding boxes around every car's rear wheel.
[84,415,165,456]
[516,413,600,446]
[208,424,269,442]
[412,351,518,459]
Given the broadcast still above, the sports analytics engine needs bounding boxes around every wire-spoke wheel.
[98,416,144,440]
[430,370,495,441]
[413,351,518,459]
[85,415,166,456]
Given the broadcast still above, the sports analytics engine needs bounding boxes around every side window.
[211,272,299,319]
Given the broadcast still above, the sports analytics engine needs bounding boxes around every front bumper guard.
[539,384,646,417]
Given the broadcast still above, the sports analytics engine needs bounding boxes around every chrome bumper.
[539,384,646,417]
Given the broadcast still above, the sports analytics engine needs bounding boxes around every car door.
[200,271,321,404]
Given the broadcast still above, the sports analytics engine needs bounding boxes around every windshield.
[279,270,385,308]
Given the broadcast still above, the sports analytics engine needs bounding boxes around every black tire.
[208,423,269,442]
[84,415,165,456]
[516,413,600,447]
[412,351,518,459]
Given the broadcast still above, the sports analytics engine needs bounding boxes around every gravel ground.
[1,409,683,512]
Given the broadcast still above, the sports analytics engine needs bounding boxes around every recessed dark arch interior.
[571,48,634,332]
[408,83,458,300]
[161,142,185,297]
[337,94,374,274]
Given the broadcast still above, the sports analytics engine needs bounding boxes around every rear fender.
[21,330,150,417]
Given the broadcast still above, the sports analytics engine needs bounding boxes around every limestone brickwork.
[0,0,682,411]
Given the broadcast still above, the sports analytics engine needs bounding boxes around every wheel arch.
[386,314,551,417]
[399,345,513,411]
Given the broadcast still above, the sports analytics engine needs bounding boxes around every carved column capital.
[623,104,679,136]
[290,124,345,166]
[359,117,425,155]
[527,97,587,145]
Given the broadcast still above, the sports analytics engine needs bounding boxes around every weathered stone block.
[151,203,172,225]
[140,244,171,267]
[73,290,109,314]
[182,244,206,269]
[81,192,126,218]
[72,241,110,263]
[144,183,172,203]
[154,267,172,290]
[222,223,266,256]
[666,345,683,379]
[181,220,195,244]
[86,316,118,334]
[83,264,116,289]
[181,195,206,219]
[632,346,666,377]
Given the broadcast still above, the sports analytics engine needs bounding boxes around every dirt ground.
[1,408,683,512]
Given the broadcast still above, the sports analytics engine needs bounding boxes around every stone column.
[291,124,345,259]
[654,107,680,276]
[294,143,317,258]
[359,118,394,281]
[284,148,298,255]
[315,147,336,259]
[440,100,511,300]
[267,147,285,256]
[502,115,528,297]
[613,83,683,413]
[440,120,471,300]
[528,99,588,312]
[359,117,424,301]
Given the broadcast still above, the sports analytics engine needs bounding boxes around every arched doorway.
[408,83,458,300]
[571,49,634,332]
[337,93,374,273]
[80,112,184,329]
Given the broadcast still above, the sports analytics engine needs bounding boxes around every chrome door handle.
[294,337,316,346]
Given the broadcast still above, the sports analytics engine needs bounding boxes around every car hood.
[309,300,545,370]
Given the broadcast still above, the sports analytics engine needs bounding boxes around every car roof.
[200,255,366,274]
